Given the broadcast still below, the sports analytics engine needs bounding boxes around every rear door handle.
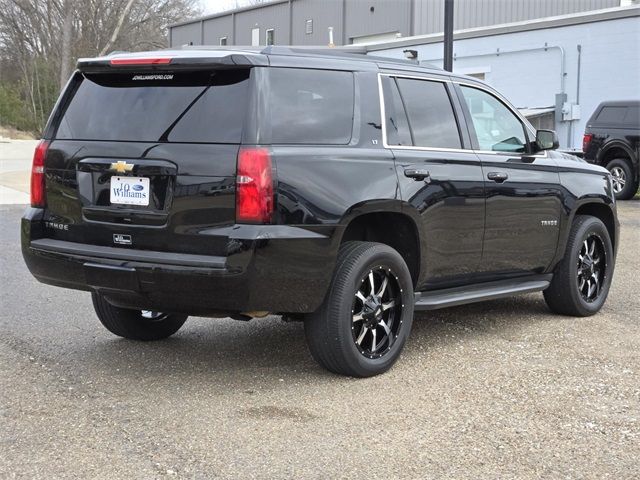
[404,169,431,182]
[487,171,508,183]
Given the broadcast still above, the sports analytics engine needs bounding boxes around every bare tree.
[0,0,201,132]
[99,0,137,56]
[59,0,73,88]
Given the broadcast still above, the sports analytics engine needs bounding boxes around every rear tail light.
[30,140,50,208]
[236,148,274,224]
[582,133,593,153]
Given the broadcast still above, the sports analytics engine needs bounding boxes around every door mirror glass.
[536,130,559,151]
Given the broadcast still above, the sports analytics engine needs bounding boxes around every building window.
[219,37,227,46]
[305,19,313,34]
[266,29,275,46]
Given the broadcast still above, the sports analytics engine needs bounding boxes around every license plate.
[110,176,150,206]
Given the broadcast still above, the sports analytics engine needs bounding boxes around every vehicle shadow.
[83,293,558,384]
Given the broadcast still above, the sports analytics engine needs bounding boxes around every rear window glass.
[56,70,250,143]
[267,68,354,145]
[595,106,627,124]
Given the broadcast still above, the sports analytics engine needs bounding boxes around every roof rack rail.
[114,44,443,71]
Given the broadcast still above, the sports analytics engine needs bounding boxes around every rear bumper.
[22,208,338,315]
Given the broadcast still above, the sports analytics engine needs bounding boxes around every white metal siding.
[372,16,640,149]
[170,0,622,47]
[413,0,621,35]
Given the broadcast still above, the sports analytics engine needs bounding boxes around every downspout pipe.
[422,44,566,95]
[568,44,583,149]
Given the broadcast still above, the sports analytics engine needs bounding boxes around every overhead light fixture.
[403,49,418,60]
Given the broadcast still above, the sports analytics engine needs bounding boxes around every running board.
[413,275,552,311]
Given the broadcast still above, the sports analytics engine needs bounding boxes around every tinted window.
[460,86,527,153]
[56,70,250,143]
[596,106,627,124]
[625,106,640,126]
[384,80,412,146]
[268,68,354,145]
[395,78,461,149]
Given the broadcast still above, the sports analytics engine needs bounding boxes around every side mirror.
[536,129,559,151]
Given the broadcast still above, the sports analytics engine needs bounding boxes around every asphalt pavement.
[1,180,639,477]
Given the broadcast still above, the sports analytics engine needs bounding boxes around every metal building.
[169,1,640,150]
[169,0,623,47]
[367,6,640,150]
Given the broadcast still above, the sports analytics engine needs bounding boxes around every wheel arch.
[339,203,421,287]
[598,141,638,179]
[572,202,617,253]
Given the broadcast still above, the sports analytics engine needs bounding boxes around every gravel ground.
[1,201,639,479]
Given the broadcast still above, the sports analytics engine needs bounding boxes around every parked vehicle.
[22,47,619,377]
[583,100,640,200]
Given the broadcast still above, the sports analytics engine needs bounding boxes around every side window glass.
[384,79,412,146]
[268,68,354,145]
[395,78,462,149]
[625,106,639,126]
[597,106,627,124]
[460,86,528,153]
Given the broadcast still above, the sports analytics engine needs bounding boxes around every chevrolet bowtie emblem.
[109,161,134,174]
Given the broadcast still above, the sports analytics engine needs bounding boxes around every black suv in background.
[583,100,640,200]
[22,47,619,377]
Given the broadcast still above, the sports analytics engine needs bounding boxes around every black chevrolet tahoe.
[583,100,640,200]
[22,47,619,377]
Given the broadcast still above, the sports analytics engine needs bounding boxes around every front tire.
[304,241,414,377]
[544,215,614,316]
[92,293,188,341]
[607,158,638,200]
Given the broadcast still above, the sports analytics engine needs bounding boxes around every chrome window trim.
[377,72,548,159]
[377,73,470,154]
[454,80,537,136]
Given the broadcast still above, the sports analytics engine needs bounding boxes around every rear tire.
[92,293,187,341]
[304,241,414,377]
[607,158,638,200]
[544,215,614,317]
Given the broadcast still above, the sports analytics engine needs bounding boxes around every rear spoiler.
[77,50,269,72]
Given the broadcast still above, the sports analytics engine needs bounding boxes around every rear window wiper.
[158,85,211,142]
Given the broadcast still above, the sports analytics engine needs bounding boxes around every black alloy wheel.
[304,241,414,377]
[351,267,404,359]
[576,234,607,303]
[544,215,614,316]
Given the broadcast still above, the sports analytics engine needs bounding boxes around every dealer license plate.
[110,176,150,206]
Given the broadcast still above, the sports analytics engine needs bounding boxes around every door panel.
[456,83,563,275]
[381,74,485,289]
[394,151,485,288]
[480,155,563,274]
